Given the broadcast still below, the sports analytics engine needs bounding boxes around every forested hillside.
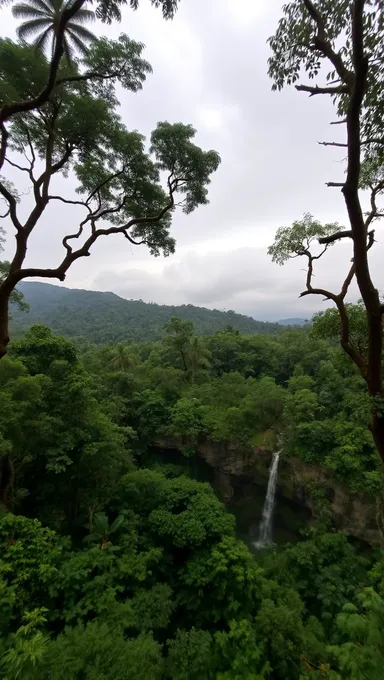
[1,0,384,677]
[10,282,284,343]
[0,320,383,679]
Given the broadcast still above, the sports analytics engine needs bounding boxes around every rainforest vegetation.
[10,281,285,343]
[1,0,384,678]
[0,321,383,679]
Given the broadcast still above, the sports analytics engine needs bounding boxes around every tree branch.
[296,84,349,96]
[0,181,22,231]
[48,195,92,211]
[319,141,347,147]
[302,0,354,87]
[340,262,355,299]
[55,68,125,87]
[86,168,126,203]
[35,143,73,193]
[5,158,33,174]
[0,0,87,127]
[319,229,353,244]
[364,180,384,230]
[9,174,178,286]
[0,123,8,171]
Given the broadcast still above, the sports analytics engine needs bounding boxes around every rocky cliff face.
[152,436,383,546]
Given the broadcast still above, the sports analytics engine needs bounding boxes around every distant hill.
[277,318,309,326]
[10,282,285,344]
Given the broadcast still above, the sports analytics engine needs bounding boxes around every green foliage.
[150,122,220,214]
[0,318,382,679]
[268,214,341,266]
[312,304,369,359]
[0,514,61,623]
[11,282,284,344]
[326,588,384,680]
[12,0,96,62]
[2,326,129,522]
[166,628,213,679]
[267,1,384,154]
[38,623,163,679]
[0,607,49,680]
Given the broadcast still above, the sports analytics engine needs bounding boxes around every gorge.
[152,437,382,547]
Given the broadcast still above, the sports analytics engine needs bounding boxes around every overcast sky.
[1,0,383,321]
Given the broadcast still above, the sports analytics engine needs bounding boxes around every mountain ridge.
[10,281,289,344]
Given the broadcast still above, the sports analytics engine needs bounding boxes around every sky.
[1,0,383,321]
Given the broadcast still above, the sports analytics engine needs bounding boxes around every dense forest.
[10,282,285,343]
[1,0,384,678]
[0,319,383,679]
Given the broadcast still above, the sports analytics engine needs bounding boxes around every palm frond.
[93,512,109,535]
[69,8,95,23]
[14,0,95,60]
[32,24,53,53]
[66,28,94,54]
[12,0,52,13]
[12,3,50,19]
[22,0,54,13]
[67,22,95,41]
[16,17,52,40]
[62,34,75,62]
[109,515,124,534]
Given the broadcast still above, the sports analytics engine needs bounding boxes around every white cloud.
[1,0,384,323]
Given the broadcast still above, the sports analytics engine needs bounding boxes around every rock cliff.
[152,436,383,546]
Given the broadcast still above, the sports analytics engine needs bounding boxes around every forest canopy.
[0,321,383,679]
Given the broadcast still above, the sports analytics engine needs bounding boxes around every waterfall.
[254,450,281,549]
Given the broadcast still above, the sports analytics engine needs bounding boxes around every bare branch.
[300,287,336,301]
[319,141,348,147]
[312,245,329,259]
[296,84,349,96]
[367,229,375,251]
[5,158,33,174]
[365,181,384,230]
[319,229,353,244]
[326,182,344,187]
[48,195,91,211]
[0,181,22,231]
[340,262,355,299]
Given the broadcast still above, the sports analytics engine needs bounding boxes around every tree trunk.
[0,288,10,359]
[371,410,384,463]
[0,454,14,508]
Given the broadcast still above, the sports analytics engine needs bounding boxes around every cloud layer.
[1,0,384,321]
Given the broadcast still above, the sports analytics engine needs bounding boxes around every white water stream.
[253,450,281,549]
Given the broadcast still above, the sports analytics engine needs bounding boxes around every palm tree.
[12,0,96,61]
[188,336,211,384]
[109,344,136,373]
[85,512,124,550]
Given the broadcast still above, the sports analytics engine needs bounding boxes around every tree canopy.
[0,322,382,678]
[0,18,219,358]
